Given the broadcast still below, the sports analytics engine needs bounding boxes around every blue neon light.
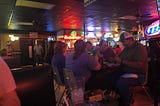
[145,20,160,36]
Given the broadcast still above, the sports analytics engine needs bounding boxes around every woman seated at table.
[65,40,102,90]
[99,40,116,63]
[51,41,67,83]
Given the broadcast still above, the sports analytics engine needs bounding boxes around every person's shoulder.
[109,47,114,51]
[134,42,147,51]
[82,52,91,57]
[135,42,145,48]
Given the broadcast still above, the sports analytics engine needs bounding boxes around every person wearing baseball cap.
[109,31,148,106]
[119,31,134,46]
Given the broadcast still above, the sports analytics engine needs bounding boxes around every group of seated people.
[0,31,148,106]
[50,31,148,106]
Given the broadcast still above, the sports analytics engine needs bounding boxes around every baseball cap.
[119,32,133,42]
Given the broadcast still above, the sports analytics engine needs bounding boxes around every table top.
[101,62,120,71]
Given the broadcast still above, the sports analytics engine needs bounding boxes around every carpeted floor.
[132,92,160,106]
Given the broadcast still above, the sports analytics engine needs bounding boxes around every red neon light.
[64,35,82,40]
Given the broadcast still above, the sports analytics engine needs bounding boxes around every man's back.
[34,44,43,55]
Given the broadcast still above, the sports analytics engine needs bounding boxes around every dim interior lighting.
[11,37,16,41]
[96,32,102,38]
[87,26,94,31]
[48,36,54,41]
[84,0,96,7]
[15,36,19,40]
[114,34,119,38]
[71,31,77,37]
[104,33,113,38]
[87,32,95,38]
[81,31,84,36]
[9,34,13,37]
[113,37,119,42]
[95,27,101,31]
[9,34,19,41]
[145,20,160,36]
[64,35,82,40]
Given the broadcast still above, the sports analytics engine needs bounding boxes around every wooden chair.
[129,69,153,102]
[51,66,67,106]
[119,64,152,104]
[63,68,77,88]
[63,68,84,105]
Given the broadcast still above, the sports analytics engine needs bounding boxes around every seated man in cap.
[109,31,148,106]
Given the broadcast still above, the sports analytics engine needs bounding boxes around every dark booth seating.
[12,65,56,106]
[148,38,160,106]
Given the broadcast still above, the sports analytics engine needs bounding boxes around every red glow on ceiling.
[57,0,83,29]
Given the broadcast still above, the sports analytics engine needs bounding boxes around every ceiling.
[0,0,159,34]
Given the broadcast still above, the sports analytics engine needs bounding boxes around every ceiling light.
[11,22,33,26]
[87,26,94,31]
[16,0,55,10]
[119,15,136,20]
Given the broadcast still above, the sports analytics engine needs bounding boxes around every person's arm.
[94,62,101,71]
[0,90,21,106]
[114,55,143,70]
[121,59,143,69]
[94,55,101,70]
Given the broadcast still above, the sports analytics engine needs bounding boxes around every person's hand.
[94,54,99,62]
[114,55,122,63]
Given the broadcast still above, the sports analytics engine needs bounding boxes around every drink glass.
[70,77,85,105]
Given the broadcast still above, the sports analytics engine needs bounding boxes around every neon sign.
[63,31,82,40]
[145,20,160,36]
[64,35,81,40]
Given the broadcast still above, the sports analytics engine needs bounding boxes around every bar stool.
[128,69,153,103]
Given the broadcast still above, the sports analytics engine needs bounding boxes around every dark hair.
[116,45,120,48]
[86,41,92,45]
[45,41,57,64]
[73,40,86,60]
[99,40,107,46]
[54,41,67,55]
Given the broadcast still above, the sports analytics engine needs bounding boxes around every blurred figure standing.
[45,41,57,64]
[51,41,67,83]
[34,42,44,65]
[0,56,21,106]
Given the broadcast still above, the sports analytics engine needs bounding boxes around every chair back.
[63,68,77,88]
[51,65,68,106]
[52,65,63,85]
[142,68,148,86]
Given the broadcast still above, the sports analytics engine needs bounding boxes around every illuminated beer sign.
[145,20,160,36]
[63,30,82,40]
